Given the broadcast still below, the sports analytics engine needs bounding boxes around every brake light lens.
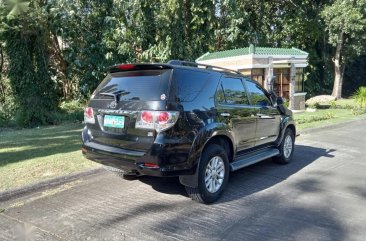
[158,112,170,124]
[135,111,179,132]
[143,162,160,168]
[118,64,135,70]
[141,111,153,123]
[84,107,95,124]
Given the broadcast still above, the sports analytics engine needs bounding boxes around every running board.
[230,148,280,171]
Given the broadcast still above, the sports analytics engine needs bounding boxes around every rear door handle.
[220,113,230,117]
[256,113,273,119]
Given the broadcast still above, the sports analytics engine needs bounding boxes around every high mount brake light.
[118,64,135,70]
[135,111,179,132]
[84,107,95,124]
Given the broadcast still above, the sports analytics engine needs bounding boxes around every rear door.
[87,67,173,152]
[215,76,257,152]
[243,79,281,146]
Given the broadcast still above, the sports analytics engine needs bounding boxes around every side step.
[230,148,280,171]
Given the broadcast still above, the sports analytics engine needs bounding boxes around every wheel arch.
[202,135,234,163]
[286,123,296,137]
[179,130,235,188]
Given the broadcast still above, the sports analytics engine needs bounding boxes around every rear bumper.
[81,127,195,177]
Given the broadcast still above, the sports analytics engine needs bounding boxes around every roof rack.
[167,60,243,76]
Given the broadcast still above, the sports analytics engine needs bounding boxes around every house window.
[295,68,304,93]
[274,68,290,100]
[251,68,265,86]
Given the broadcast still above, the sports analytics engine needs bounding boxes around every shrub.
[305,95,336,108]
[59,100,85,122]
[352,86,366,108]
[352,108,366,115]
[0,89,16,127]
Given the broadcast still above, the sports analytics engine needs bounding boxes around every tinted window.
[216,77,249,105]
[244,80,271,107]
[172,69,210,102]
[94,69,171,101]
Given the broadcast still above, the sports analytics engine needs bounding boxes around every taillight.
[143,162,159,168]
[135,111,179,132]
[84,107,95,124]
[158,112,170,124]
[141,111,153,123]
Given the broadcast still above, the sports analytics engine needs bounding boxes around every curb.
[0,167,104,202]
[298,118,366,135]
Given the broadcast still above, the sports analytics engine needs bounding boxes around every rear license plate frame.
[103,115,125,129]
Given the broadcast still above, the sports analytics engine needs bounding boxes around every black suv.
[82,61,295,203]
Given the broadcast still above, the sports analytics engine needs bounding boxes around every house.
[196,44,308,110]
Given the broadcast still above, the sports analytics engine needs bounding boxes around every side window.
[172,69,210,102]
[216,77,250,105]
[244,79,271,107]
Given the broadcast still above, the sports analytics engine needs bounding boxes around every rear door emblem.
[108,101,117,109]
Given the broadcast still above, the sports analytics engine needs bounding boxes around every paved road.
[1,120,366,241]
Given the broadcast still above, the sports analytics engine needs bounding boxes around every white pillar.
[289,58,296,110]
[265,57,273,91]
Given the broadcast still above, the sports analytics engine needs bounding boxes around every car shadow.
[137,144,336,201]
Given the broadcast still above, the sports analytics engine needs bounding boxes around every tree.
[0,0,59,126]
[322,0,366,99]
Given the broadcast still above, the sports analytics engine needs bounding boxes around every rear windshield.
[94,69,171,101]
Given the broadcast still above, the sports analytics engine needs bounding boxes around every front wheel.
[273,128,295,164]
[185,144,229,204]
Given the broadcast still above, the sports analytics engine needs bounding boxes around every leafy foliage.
[1,0,59,126]
[321,0,366,98]
[352,86,366,108]
[1,0,366,126]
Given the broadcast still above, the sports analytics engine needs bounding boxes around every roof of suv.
[107,60,244,78]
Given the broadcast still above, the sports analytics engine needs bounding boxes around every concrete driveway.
[1,120,366,241]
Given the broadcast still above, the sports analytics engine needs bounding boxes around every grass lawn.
[0,123,99,191]
[295,99,366,130]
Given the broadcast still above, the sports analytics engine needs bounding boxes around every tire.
[103,165,139,180]
[185,144,229,204]
[273,128,295,164]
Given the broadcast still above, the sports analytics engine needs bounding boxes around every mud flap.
[179,162,199,188]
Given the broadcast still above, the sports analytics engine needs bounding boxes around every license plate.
[104,115,125,128]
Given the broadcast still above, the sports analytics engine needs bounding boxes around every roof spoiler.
[168,60,243,75]
[106,63,173,73]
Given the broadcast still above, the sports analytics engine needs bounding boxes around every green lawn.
[295,99,366,130]
[0,123,99,191]
[295,109,366,130]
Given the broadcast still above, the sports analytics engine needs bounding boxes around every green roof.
[196,46,308,61]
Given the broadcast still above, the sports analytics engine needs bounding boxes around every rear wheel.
[185,144,229,204]
[273,128,295,164]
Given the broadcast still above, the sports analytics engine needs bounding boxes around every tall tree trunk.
[332,31,344,99]
[51,33,70,100]
[0,43,5,102]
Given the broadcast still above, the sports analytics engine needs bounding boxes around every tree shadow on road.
[137,145,336,202]
[94,145,344,241]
